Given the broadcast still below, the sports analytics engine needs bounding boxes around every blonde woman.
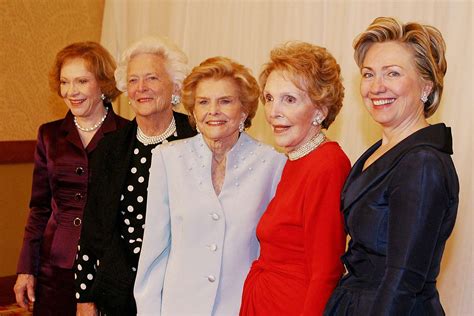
[324,17,459,316]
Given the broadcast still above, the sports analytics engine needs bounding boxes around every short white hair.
[115,36,189,92]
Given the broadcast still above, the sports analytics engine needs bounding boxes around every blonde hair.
[49,41,121,102]
[259,41,344,129]
[182,56,260,129]
[353,17,447,117]
[115,36,189,93]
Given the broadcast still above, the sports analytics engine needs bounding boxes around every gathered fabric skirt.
[33,262,76,316]
[240,260,308,316]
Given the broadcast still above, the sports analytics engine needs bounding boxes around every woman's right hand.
[77,302,98,316]
[13,273,35,310]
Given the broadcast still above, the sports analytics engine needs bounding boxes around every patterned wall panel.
[0,0,105,141]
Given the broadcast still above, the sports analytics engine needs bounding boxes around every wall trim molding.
[0,141,36,164]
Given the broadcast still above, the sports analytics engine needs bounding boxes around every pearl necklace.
[287,131,326,161]
[74,107,109,132]
[136,116,177,145]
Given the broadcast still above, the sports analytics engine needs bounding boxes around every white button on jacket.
[135,133,286,316]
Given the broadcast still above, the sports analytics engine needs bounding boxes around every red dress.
[240,142,350,316]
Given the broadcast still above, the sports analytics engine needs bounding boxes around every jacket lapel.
[61,111,85,151]
[105,121,137,186]
[342,123,452,213]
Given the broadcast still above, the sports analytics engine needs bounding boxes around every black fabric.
[34,262,76,316]
[78,112,196,313]
[117,140,156,271]
[324,124,459,316]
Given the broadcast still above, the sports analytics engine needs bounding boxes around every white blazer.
[135,133,286,316]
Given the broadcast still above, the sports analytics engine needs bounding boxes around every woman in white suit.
[135,56,286,315]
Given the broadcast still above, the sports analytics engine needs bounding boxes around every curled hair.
[182,56,260,129]
[49,41,121,102]
[259,41,344,129]
[353,16,447,117]
[115,36,189,95]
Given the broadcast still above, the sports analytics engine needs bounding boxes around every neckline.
[287,131,326,161]
[136,116,177,145]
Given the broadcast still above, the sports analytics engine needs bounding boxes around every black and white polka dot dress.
[75,140,158,300]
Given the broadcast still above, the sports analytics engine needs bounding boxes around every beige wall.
[0,0,105,141]
[0,0,105,277]
[0,164,33,276]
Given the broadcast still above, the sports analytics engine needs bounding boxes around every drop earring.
[239,121,245,133]
[421,92,428,103]
[101,93,106,101]
[312,116,322,126]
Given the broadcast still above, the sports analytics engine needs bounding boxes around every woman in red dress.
[240,41,350,315]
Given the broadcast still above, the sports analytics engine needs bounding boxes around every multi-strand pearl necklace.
[287,131,326,161]
[74,107,109,132]
[136,116,177,145]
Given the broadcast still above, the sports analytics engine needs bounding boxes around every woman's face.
[360,41,432,129]
[193,77,246,144]
[263,70,322,153]
[127,53,175,118]
[60,58,103,118]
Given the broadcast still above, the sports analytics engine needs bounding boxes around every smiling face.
[263,70,323,153]
[360,41,432,129]
[193,77,246,144]
[127,53,175,118]
[60,58,103,118]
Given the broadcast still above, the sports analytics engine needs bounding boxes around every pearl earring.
[100,93,106,101]
[171,94,181,105]
[239,121,245,133]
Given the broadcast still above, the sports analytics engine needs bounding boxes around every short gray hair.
[115,36,189,92]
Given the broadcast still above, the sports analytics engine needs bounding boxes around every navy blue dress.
[324,124,459,316]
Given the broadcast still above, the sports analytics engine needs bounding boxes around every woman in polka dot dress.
[134,57,286,316]
[74,37,195,315]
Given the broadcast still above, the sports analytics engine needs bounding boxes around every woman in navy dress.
[324,17,459,315]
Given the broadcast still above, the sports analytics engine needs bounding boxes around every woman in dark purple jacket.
[14,41,129,315]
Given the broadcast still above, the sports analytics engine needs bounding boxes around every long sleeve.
[302,159,350,315]
[17,125,52,275]
[74,244,98,302]
[134,147,171,316]
[369,150,450,315]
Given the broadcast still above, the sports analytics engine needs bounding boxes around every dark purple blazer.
[17,106,129,274]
